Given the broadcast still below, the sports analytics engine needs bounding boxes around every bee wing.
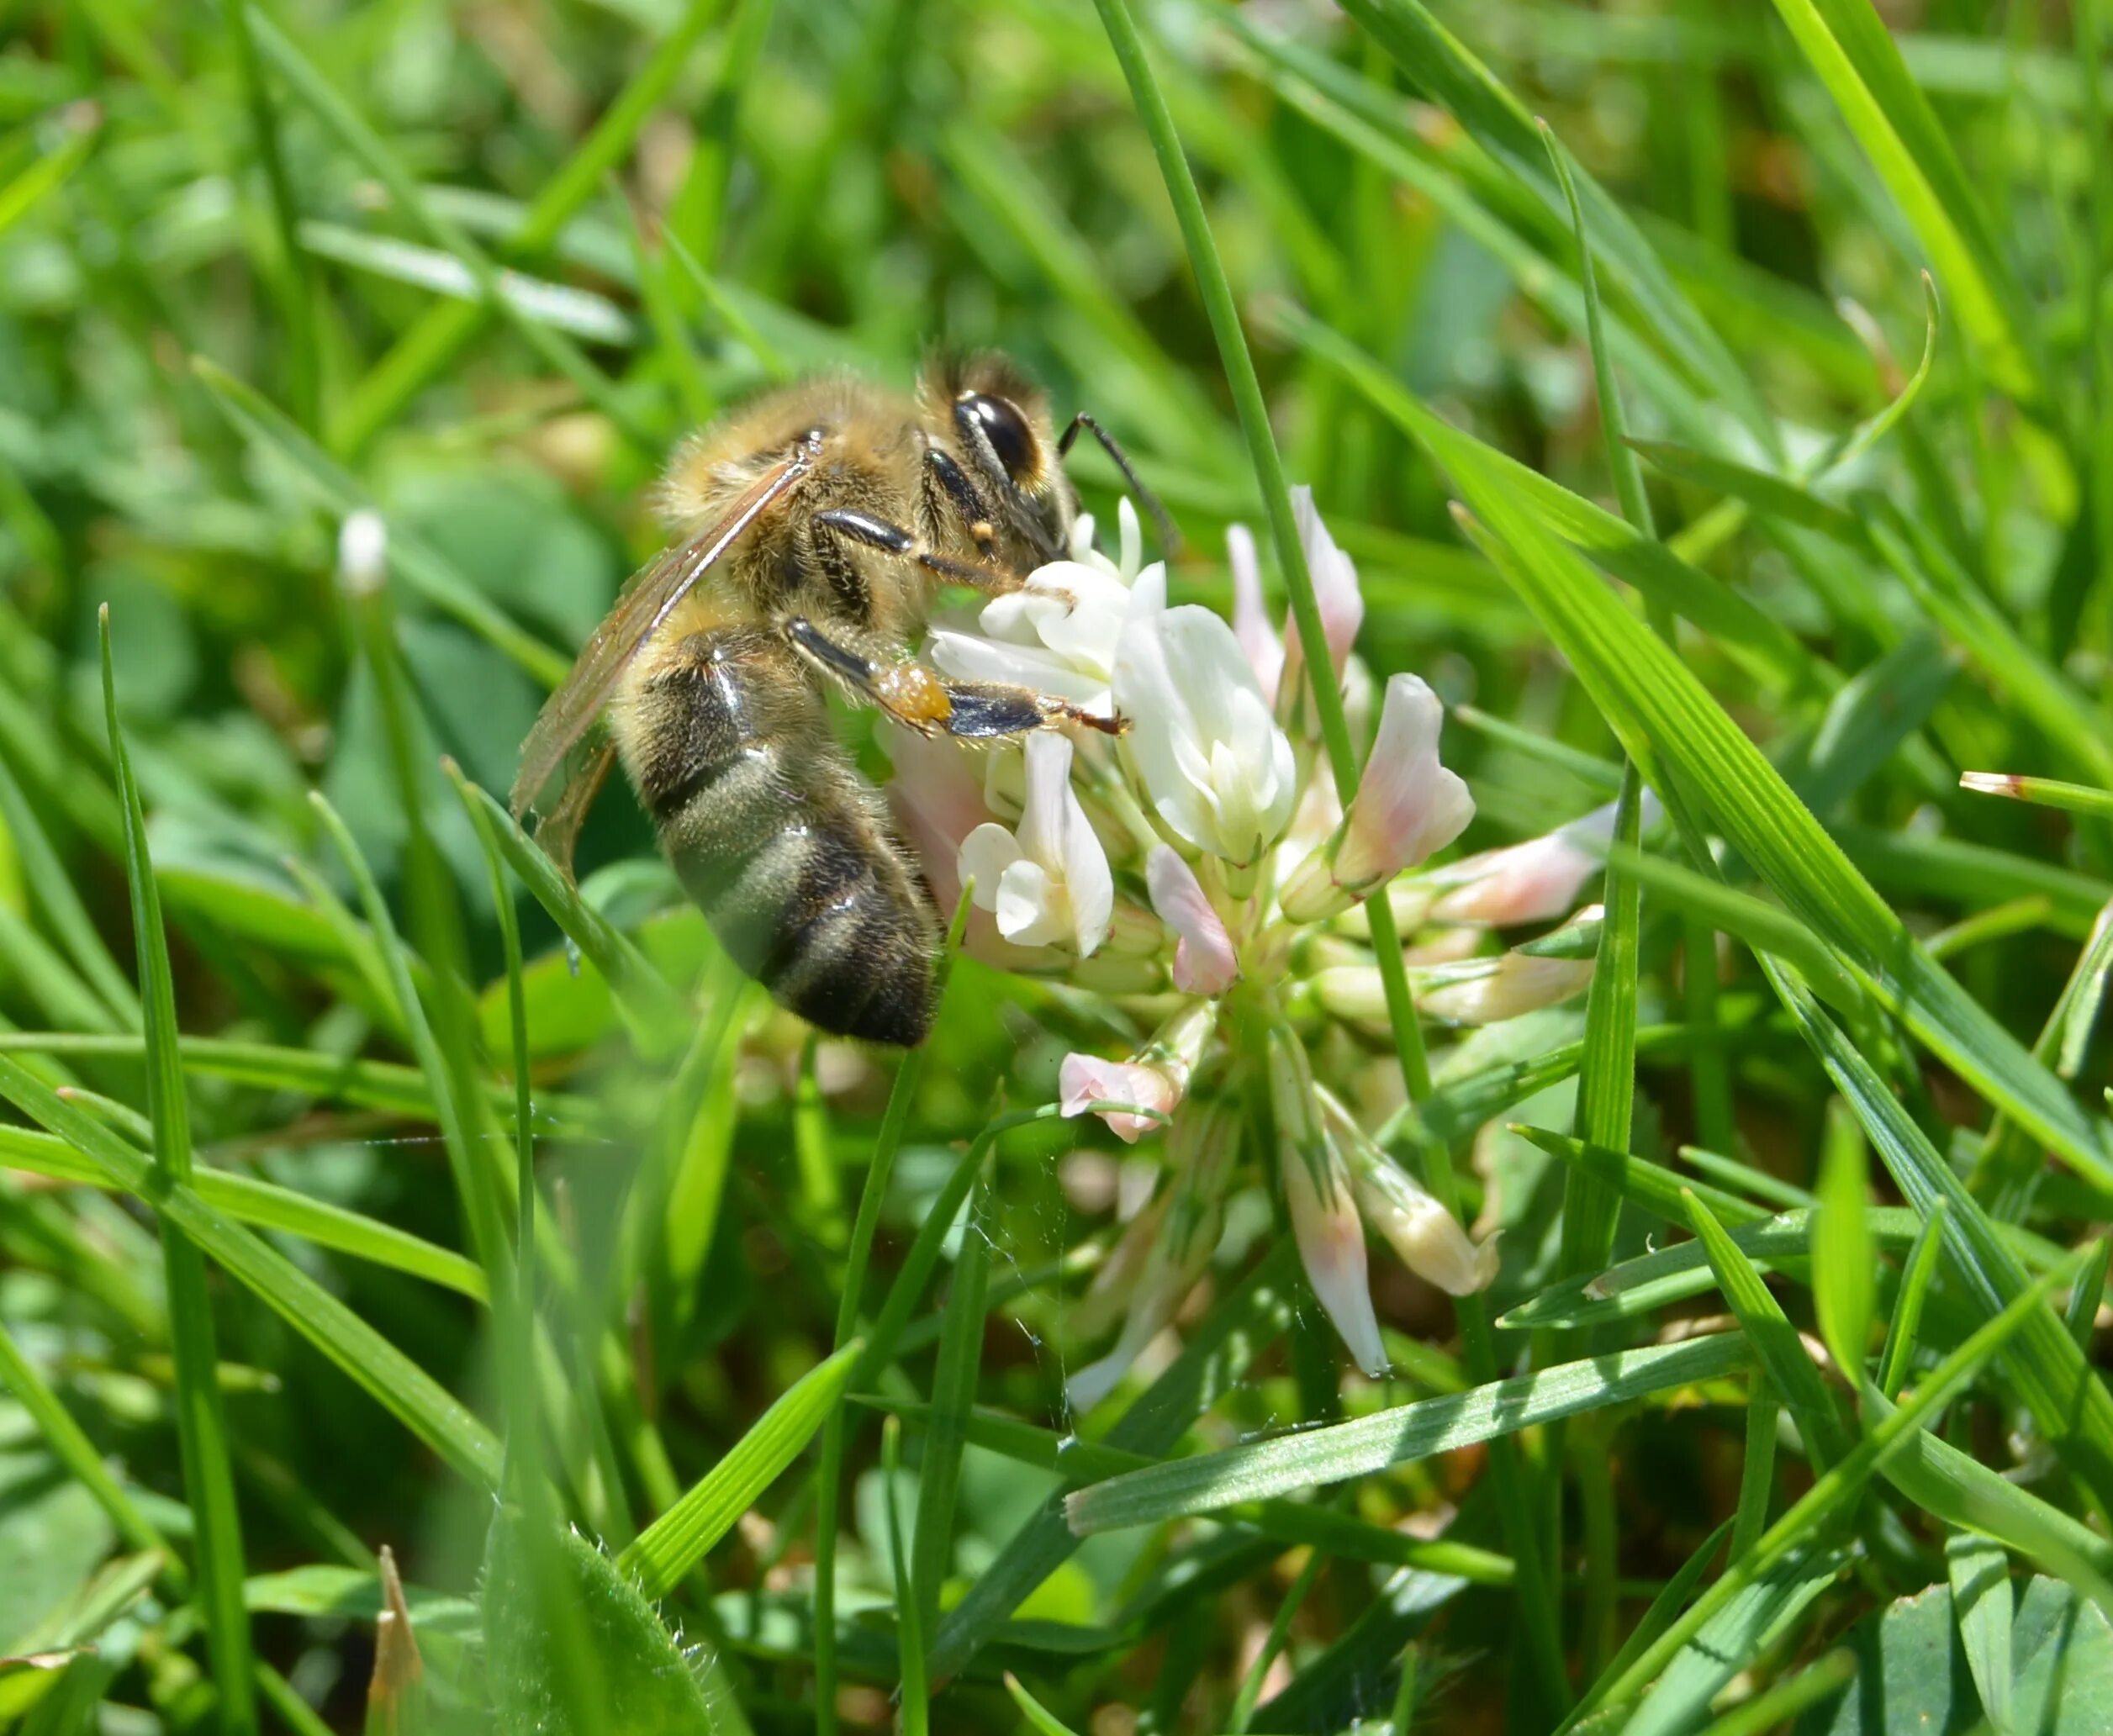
[509,442,816,821]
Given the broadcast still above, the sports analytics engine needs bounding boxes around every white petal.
[1145,846,1238,995]
[1063,806,1114,957]
[1359,1164,1501,1296]
[1016,731,1074,867]
[1117,497,1143,580]
[957,824,1022,912]
[1420,953,1595,1024]
[995,858,1067,947]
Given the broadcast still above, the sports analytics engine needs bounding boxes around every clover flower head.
[900,488,1609,1386]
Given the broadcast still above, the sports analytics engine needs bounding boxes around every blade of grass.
[1696,1649,1857,1736]
[222,0,318,432]
[1684,1188,1852,1466]
[0,753,139,1028]
[927,1243,1299,1685]
[1440,464,2113,1188]
[1878,1200,1948,1399]
[812,889,967,1735]
[1814,1101,1874,1379]
[618,1338,863,1600]
[1960,771,2113,821]
[1765,0,2036,398]
[1064,1332,1749,1533]
[0,1124,485,1298]
[881,1416,929,1736]
[100,608,257,1736]
[1776,967,2113,1515]
[246,11,658,454]
[191,358,569,686]
[910,1161,990,1649]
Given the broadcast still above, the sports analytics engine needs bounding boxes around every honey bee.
[510,354,1158,1047]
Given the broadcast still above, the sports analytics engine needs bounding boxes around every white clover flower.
[1059,999,1214,1143]
[911,485,1607,1384]
[958,731,1113,954]
[928,500,1164,715]
[1281,673,1474,922]
[1114,605,1298,866]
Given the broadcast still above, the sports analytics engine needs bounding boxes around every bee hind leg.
[781,616,1123,740]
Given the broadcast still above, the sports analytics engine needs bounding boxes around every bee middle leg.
[782,615,1123,740]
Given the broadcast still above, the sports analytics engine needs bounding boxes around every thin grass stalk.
[100,609,258,1734]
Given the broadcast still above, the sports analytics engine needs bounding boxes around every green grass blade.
[189,358,568,686]
[246,12,658,454]
[881,1417,928,1735]
[1960,771,2113,821]
[927,1245,1299,1685]
[100,608,257,1734]
[1683,1190,1851,1466]
[0,752,139,1028]
[1878,1200,1947,1399]
[1564,1252,2079,1728]
[1814,1102,1874,1379]
[1065,1333,1749,1533]
[1004,1674,1082,1736]
[1765,0,2035,397]
[910,1163,990,1648]
[1697,1649,1857,1736]
[618,1338,862,1601]
[1777,969,2113,1512]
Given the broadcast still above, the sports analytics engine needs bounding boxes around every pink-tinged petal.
[1228,523,1284,705]
[1282,1136,1387,1376]
[1146,846,1239,995]
[1059,1053,1176,1143]
[1293,486,1364,675]
[1426,791,1659,926]
[1334,673,1475,888]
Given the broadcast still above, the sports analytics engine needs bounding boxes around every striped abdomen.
[615,627,939,1046]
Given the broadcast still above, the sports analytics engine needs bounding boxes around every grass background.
[1,0,2111,1731]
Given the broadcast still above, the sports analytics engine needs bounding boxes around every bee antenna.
[1056,414,1181,557]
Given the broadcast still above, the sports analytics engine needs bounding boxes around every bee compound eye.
[962,393,1038,481]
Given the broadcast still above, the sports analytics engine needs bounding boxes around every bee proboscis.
[511,354,1160,1047]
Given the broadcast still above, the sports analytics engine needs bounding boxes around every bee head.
[923,351,1076,558]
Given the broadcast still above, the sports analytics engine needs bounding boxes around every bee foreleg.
[811,506,1031,597]
[781,616,1123,740]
